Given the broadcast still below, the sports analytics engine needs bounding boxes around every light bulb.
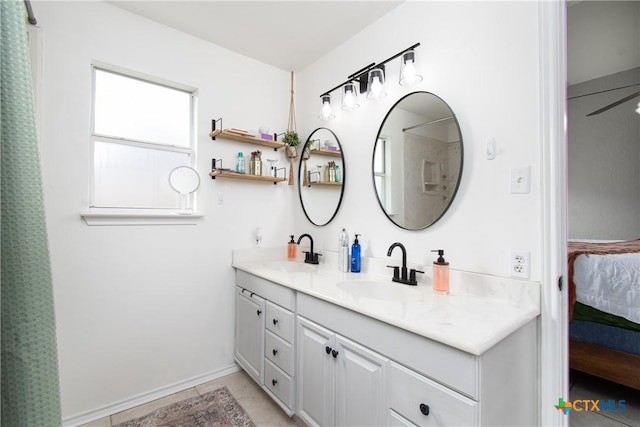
[366,68,386,100]
[344,92,355,107]
[341,82,359,111]
[319,96,335,121]
[636,101,640,115]
[400,50,423,86]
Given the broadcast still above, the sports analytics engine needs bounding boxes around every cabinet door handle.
[332,349,339,358]
[273,318,279,325]
[256,309,262,316]
[272,379,278,386]
[419,403,430,416]
[272,349,278,356]
[325,346,332,355]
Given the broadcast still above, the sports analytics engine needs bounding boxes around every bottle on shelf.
[235,152,245,173]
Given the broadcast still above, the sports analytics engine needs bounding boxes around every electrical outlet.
[510,251,530,279]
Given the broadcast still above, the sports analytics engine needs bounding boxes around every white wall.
[567,1,640,85]
[296,1,541,277]
[567,67,640,239]
[34,1,296,421]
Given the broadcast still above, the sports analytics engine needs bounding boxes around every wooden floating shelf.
[310,148,342,157]
[308,181,343,187]
[210,170,287,183]
[210,129,285,150]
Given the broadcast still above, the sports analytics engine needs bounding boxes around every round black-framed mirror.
[298,127,345,226]
[372,91,463,230]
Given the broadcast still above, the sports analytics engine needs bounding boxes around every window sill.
[81,210,203,226]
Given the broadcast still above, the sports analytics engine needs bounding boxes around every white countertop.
[232,247,540,356]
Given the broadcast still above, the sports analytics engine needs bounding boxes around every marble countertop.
[232,247,540,356]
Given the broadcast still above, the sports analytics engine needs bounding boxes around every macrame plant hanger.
[287,71,297,186]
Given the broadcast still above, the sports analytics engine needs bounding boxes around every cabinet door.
[335,335,388,427]
[235,287,265,384]
[297,316,335,427]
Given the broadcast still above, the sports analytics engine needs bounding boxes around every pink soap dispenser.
[288,235,297,259]
[432,249,449,294]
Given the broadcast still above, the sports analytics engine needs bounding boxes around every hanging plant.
[283,130,300,147]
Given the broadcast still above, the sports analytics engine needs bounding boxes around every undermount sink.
[337,279,405,301]
[262,260,318,273]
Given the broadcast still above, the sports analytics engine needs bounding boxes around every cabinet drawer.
[389,362,477,427]
[265,301,294,342]
[264,359,294,409]
[265,330,294,375]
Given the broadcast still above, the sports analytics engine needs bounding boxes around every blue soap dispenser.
[351,234,361,273]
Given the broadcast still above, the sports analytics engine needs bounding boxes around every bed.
[568,239,640,390]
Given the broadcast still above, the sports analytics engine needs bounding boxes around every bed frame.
[570,338,640,390]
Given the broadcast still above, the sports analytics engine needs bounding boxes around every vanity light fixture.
[399,49,423,86]
[318,43,421,118]
[341,82,360,111]
[319,94,335,120]
[366,66,387,100]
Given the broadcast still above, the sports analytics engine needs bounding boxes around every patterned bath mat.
[113,386,255,427]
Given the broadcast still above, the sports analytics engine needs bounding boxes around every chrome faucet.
[297,234,322,264]
[387,242,423,286]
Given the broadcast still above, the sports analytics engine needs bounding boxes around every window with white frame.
[91,65,196,211]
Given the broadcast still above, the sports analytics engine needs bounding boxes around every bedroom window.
[89,65,196,215]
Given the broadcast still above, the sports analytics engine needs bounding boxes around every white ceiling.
[107,1,404,71]
[107,1,638,84]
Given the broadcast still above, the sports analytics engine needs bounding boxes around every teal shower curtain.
[1,0,62,425]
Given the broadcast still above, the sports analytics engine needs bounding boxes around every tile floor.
[569,370,640,427]
[79,368,640,427]
[79,370,299,427]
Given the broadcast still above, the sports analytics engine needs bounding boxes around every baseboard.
[62,364,240,427]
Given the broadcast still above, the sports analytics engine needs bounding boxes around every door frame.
[539,1,569,426]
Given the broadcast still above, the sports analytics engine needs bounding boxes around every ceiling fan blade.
[586,90,640,116]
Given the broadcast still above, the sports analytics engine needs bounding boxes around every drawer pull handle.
[256,309,262,316]
[272,379,278,386]
[273,318,279,325]
[332,349,339,358]
[325,346,332,355]
[419,403,430,416]
[272,349,278,356]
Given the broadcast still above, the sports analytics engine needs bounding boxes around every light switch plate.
[510,166,530,194]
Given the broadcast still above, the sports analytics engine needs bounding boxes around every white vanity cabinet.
[235,287,265,383]
[297,292,538,426]
[297,316,388,427]
[235,271,296,415]
[234,266,538,426]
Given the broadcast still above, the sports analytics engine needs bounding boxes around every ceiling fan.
[583,83,640,117]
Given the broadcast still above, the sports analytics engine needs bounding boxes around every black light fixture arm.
[319,43,421,98]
